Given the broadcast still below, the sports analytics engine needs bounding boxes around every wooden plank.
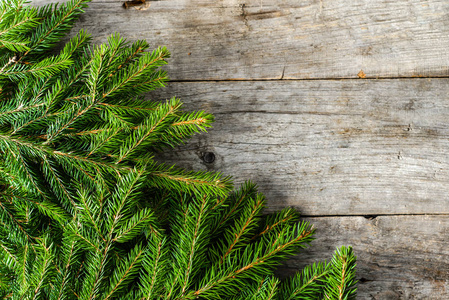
[287,215,449,299]
[32,0,449,80]
[150,79,449,215]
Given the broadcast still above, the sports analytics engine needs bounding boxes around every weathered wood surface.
[31,0,449,298]
[149,79,449,298]
[290,215,449,299]
[151,79,449,216]
[33,0,449,80]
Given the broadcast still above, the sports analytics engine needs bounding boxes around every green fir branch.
[103,243,145,300]
[139,235,169,300]
[278,262,329,300]
[324,246,357,300]
[0,1,357,299]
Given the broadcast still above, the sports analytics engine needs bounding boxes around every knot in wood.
[202,152,215,164]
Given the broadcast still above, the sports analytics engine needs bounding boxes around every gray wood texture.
[35,0,449,80]
[31,0,449,298]
[291,215,449,299]
[151,79,449,216]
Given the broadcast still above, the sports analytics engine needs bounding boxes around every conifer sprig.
[0,0,357,299]
[324,246,357,300]
[0,182,357,299]
[0,0,232,226]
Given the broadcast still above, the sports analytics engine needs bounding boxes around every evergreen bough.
[0,0,357,299]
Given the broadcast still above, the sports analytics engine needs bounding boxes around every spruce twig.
[0,1,357,299]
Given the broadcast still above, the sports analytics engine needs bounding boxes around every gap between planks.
[169,76,449,83]
[301,213,449,218]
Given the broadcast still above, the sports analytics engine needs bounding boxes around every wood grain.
[32,0,449,80]
[150,79,449,216]
[286,215,449,299]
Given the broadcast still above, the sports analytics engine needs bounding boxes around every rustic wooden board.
[150,79,449,216]
[287,215,449,299]
[33,0,449,80]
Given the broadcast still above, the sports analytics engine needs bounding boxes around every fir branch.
[20,244,30,289]
[0,14,36,36]
[0,37,29,52]
[23,0,90,58]
[233,277,279,300]
[0,5,38,52]
[80,247,109,300]
[140,236,169,300]
[0,55,16,74]
[60,29,91,57]
[178,195,211,296]
[2,53,73,80]
[44,46,105,143]
[42,155,75,211]
[0,137,47,198]
[20,193,69,223]
[278,262,329,300]
[66,222,100,253]
[0,134,134,195]
[188,222,315,299]
[251,208,300,241]
[0,1,357,298]
[103,243,145,300]
[102,46,169,99]
[148,164,233,198]
[77,188,105,241]
[0,188,69,226]
[106,39,150,79]
[214,182,258,230]
[0,101,45,120]
[106,169,145,237]
[116,98,181,163]
[0,243,18,272]
[30,238,54,300]
[85,127,122,158]
[161,110,214,149]
[220,193,265,263]
[17,243,30,296]
[0,196,34,244]
[50,238,80,300]
[324,246,357,300]
[113,208,157,243]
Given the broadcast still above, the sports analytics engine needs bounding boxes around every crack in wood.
[280,66,285,80]
[239,3,251,30]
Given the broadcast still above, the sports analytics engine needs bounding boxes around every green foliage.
[0,0,357,299]
[0,181,356,299]
[0,0,231,224]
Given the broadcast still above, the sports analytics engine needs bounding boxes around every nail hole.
[359,277,371,283]
[202,152,215,164]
